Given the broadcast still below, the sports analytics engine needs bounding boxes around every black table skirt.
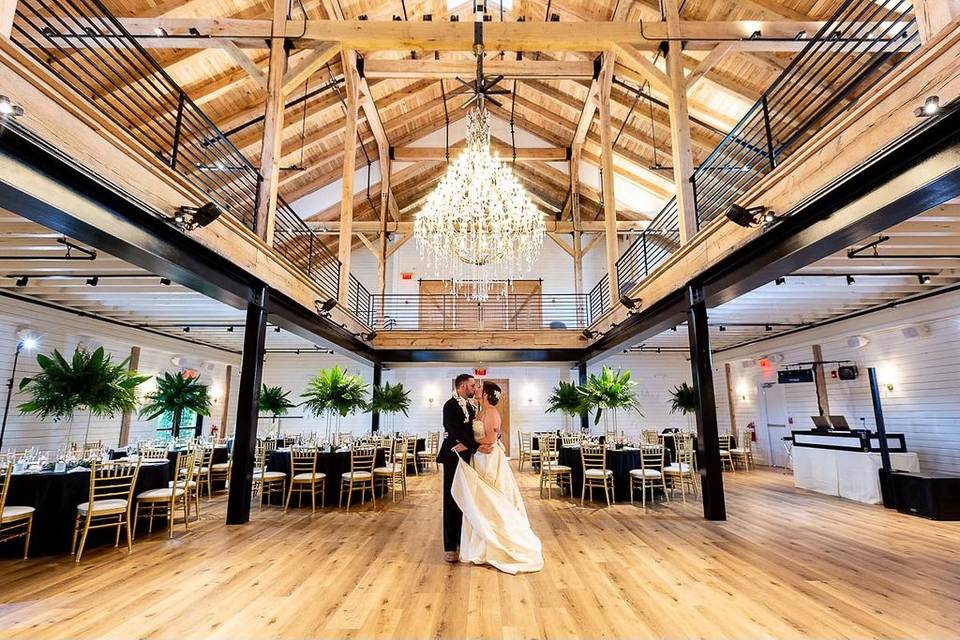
[266,448,387,507]
[559,446,651,502]
[2,461,172,557]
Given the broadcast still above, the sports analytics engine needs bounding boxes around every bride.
[450,381,544,574]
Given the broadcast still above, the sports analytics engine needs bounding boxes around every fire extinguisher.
[746,421,757,441]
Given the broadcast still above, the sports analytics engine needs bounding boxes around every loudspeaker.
[847,335,870,349]
[892,471,960,520]
[901,325,931,339]
[837,365,859,381]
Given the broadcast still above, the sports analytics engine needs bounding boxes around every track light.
[619,294,642,309]
[172,202,224,230]
[422,13,432,20]
[316,298,337,314]
[719,325,726,332]
[918,274,932,284]
[550,13,560,21]
[775,277,786,286]
[846,275,855,285]
[15,276,28,287]
[86,276,99,286]
[450,15,459,21]
[226,325,234,332]
[183,326,190,333]
[725,204,765,228]
[274,326,281,333]
[0,95,24,118]
[765,324,773,332]
[160,277,171,286]
[581,328,597,339]
[915,95,941,117]
[363,331,378,341]
[748,30,762,40]
[153,27,168,37]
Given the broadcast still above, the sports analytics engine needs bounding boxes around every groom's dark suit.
[438,395,478,552]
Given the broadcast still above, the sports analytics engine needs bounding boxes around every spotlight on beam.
[172,202,224,231]
[915,95,941,117]
[846,275,855,285]
[226,326,234,332]
[274,326,281,333]
[619,295,642,310]
[581,328,597,339]
[160,277,171,286]
[0,95,24,118]
[86,276,99,286]
[719,325,726,332]
[183,326,190,333]
[918,273,932,284]
[765,324,773,332]
[153,27,168,37]
[725,204,765,228]
[316,298,337,315]
[775,277,786,286]
[15,276,28,287]
[363,331,378,341]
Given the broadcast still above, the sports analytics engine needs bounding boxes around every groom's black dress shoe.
[444,551,459,563]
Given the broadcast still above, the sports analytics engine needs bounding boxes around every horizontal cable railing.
[9,0,341,303]
[369,293,589,331]
[603,0,920,306]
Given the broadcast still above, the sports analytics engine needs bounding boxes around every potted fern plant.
[669,382,698,430]
[301,365,369,444]
[18,346,149,449]
[139,371,212,439]
[369,381,411,433]
[545,380,588,431]
[579,367,641,436]
[258,384,297,439]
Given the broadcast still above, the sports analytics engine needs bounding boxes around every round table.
[559,445,655,503]
[266,448,387,507]
[2,461,172,557]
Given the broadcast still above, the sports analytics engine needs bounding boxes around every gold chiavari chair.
[191,445,216,498]
[140,446,169,461]
[72,460,140,563]
[718,433,736,472]
[580,444,614,506]
[538,435,571,499]
[642,430,660,445]
[394,437,419,476]
[517,431,539,473]
[731,430,754,471]
[375,436,408,502]
[134,450,192,538]
[561,433,583,447]
[284,446,325,512]
[169,448,201,520]
[1,463,34,559]
[340,443,377,511]
[417,431,441,472]
[664,433,699,502]
[208,446,232,494]
[72,440,103,459]
[253,444,287,510]
[629,445,670,508]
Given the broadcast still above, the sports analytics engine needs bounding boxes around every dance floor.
[1,466,958,639]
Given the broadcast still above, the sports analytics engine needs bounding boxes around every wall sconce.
[736,381,750,401]
[427,397,435,407]
[210,384,224,400]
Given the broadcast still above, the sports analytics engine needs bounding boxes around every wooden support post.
[337,51,360,306]
[254,0,290,245]
[227,286,268,525]
[378,155,390,298]
[1,0,17,40]
[219,364,233,438]
[688,284,726,520]
[913,0,960,44]
[665,0,698,245]
[598,51,620,303]
[117,346,140,447]
[723,362,738,434]
[812,344,831,417]
[570,145,585,323]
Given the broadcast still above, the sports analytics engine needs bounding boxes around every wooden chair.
[642,430,660,445]
[72,440,103,459]
[394,437,419,476]
[284,446,326,512]
[517,431,540,472]
[664,433,699,502]
[208,446,232,494]
[1,464,34,559]
[561,433,583,446]
[169,448,201,521]
[731,430,754,471]
[375,437,408,502]
[417,431,440,471]
[139,446,169,461]
[629,445,670,508]
[253,444,287,510]
[538,435,571,499]
[135,451,191,538]
[340,443,377,511]
[72,460,140,563]
[192,445,215,498]
[580,444,614,506]
[718,433,736,472]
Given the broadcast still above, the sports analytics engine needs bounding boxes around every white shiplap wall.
[0,297,240,452]
[717,297,960,473]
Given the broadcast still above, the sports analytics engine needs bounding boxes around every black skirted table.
[2,460,172,557]
[266,447,387,507]
[559,445,657,503]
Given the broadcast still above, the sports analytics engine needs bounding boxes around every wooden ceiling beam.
[392,144,568,162]
[361,58,596,79]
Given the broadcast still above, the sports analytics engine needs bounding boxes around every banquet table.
[266,447,387,507]
[2,460,172,557]
[558,445,654,503]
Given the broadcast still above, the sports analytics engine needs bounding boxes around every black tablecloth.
[2,461,172,557]
[558,446,649,503]
[266,448,387,507]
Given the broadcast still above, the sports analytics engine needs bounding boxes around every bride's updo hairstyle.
[482,381,502,406]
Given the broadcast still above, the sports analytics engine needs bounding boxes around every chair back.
[561,433,582,446]
[290,446,319,478]
[254,443,270,478]
[0,464,12,516]
[88,460,140,504]
[426,430,440,454]
[73,441,103,459]
[640,444,665,471]
[718,433,733,450]
[403,437,417,462]
[140,446,169,460]
[193,445,214,471]
[675,434,695,466]
[580,444,607,473]
[392,437,410,468]
[738,430,752,452]
[518,431,532,455]
[349,443,377,474]
[538,434,560,466]
[172,450,195,485]
[642,430,660,445]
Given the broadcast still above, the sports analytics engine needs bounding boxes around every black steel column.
[578,362,588,432]
[226,285,268,525]
[371,363,382,433]
[687,284,726,520]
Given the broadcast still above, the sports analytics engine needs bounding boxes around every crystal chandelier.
[414,108,544,301]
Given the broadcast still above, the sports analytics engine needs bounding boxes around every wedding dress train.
[450,441,544,574]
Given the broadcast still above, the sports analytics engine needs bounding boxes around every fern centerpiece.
[369,381,411,433]
[301,365,369,444]
[139,371,211,439]
[579,367,641,435]
[18,346,149,449]
[258,384,296,438]
[669,382,698,430]
[545,380,588,431]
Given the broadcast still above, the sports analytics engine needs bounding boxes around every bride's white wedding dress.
[450,424,544,575]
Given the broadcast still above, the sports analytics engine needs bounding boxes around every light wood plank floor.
[1,466,958,639]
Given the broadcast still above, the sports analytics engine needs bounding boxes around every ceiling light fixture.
[0,95,24,118]
[85,276,99,286]
[15,276,28,287]
[918,273,932,284]
[581,328,597,339]
[619,295,642,309]
[914,95,940,117]
[172,202,224,231]
[316,298,337,315]
[160,277,171,286]
[846,275,855,285]
[725,204,766,228]
[775,277,786,286]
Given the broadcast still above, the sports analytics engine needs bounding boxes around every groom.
[438,373,488,563]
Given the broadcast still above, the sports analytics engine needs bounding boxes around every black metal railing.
[368,293,590,331]
[348,274,374,326]
[9,0,341,302]
[586,276,611,325]
[599,0,920,309]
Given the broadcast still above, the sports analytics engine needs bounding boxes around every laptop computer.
[810,415,831,430]
[828,415,851,430]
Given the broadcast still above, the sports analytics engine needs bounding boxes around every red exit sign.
[401,272,413,280]
[474,368,487,377]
